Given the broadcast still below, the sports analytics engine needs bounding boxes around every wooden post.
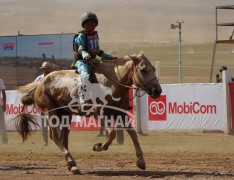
[222,70,232,134]
[133,85,142,134]
[155,61,160,82]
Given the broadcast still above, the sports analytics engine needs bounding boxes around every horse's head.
[128,51,162,99]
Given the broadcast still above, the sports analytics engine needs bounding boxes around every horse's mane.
[123,50,147,61]
[96,50,146,67]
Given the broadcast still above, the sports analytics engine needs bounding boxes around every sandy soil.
[1,154,233,179]
[0,131,234,179]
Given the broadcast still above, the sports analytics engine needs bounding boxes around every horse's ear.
[139,51,146,59]
[127,54,140,64]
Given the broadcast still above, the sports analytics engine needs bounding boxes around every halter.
[128,57,158,90]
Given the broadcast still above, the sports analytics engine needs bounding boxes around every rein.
[89,60,133,89]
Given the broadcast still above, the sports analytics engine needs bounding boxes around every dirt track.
[0,131,234,179]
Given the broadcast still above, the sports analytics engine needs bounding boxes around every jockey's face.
[83,20,97,34]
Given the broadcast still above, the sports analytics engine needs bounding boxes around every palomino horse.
[15,51,162,174]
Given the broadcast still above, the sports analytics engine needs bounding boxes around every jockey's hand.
[84,55,91,62]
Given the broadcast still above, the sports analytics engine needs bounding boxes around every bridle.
[128,57,158,89]
[126,57,159,98]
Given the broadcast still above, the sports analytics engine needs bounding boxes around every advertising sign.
[0,36,17,57]
[142,83,224,131]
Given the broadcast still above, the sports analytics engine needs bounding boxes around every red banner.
[229,83,234,129]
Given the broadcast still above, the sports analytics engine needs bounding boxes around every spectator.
[35,61,53,82]
[216,74,222,83]
[216,66,228,83]
[35,61,53,146]
[0,79,8,144]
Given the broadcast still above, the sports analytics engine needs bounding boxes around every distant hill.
[0,0,234,44]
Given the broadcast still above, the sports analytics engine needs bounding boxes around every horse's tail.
[18,82,39,106]
[15,82,40,141]
[15,113,40,142]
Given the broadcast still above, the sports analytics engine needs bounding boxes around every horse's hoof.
[102,146,108,151]
[93,143,103,151]
[67,160,76,167]
[67,166,72,171]
[136,160,146,170]
[71,166,81,174]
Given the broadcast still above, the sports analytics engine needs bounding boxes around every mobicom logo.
[148,95,217,121]
[6,104,41,115]
[169,102,217,114]
[148,95,167,121]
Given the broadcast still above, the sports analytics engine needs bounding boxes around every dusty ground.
[0,131,234,179]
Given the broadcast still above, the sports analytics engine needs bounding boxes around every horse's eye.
[140,68,147,73]
[139,63,147,72]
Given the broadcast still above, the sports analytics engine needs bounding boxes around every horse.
[15,51,162,174]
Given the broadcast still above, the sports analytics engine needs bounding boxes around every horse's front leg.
[93,115,116,151]
[93,128,116,151]
[125,122,146,170]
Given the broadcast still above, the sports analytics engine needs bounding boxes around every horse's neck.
[95,58,133,87]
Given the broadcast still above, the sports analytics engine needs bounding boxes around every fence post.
[156,61,160,82]
[222,70,232,134]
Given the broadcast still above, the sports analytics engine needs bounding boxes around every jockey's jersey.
[85,33,99,56]
[73,31,100,60]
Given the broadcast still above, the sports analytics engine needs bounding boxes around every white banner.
[141,83,224,131]
[4,83,225,131]
[0,33,74,59]
[4,91,41,131]
[4,91,96,131]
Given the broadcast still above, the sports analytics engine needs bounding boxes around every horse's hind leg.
[48,110,80,174]
[59,113,74,165]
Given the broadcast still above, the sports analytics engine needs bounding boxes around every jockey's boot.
[79,96,85,106]
[79,83,87,106]
[79,92,86,106]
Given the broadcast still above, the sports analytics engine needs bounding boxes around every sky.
[0,0,234,44]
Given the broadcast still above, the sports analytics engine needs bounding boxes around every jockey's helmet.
[219,66,227,72]
[81,12,98,28]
